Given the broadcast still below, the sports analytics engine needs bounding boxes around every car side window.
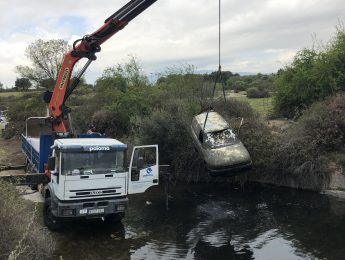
[198,131,204,143]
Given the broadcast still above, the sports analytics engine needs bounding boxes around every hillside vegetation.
[274,27,345,118]
[2,28,345,190]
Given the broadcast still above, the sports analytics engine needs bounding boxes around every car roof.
[194,111,229,133]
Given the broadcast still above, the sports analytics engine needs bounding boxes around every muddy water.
[54,184,345,260]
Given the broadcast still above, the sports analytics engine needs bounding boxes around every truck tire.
[29,184,38,191]
[43,197,62,231]
[24,159,30,173]
[104,213,125,224]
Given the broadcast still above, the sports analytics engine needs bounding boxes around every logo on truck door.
[143,167,153,177]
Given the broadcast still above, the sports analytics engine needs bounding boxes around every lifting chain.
[203,0,226,131]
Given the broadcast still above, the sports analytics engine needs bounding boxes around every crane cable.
[203,0,226,131]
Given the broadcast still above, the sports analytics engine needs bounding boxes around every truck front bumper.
[51,196,128,218]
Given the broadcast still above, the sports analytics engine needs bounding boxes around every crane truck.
[21,0,159,230]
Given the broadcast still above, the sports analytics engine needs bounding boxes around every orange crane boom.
[44,0,157,135]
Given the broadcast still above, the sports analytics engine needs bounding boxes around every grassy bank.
[254,93,345,190]
[0,92,25,97]
[225,91,273,118]
[0,181,55,259]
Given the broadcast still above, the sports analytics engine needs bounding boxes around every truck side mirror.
[48,157,55,171]
[137,156,144,169]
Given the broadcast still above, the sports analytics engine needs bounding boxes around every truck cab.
[21,117,159,230]
[43,138,159,229]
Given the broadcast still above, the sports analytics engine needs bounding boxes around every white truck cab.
[21,117,160,230]
[42,137,159,230]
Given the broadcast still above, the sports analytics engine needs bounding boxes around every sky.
[0,0,345,88]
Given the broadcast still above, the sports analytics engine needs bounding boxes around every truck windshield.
[61,151,125,175]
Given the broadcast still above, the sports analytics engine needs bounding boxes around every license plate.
[79,209,87,214]
[88,208,104,214]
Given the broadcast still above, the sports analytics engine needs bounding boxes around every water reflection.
[55,184,345,260]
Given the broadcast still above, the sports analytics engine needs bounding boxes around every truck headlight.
[62,209,74,216]
[117,205,125,211]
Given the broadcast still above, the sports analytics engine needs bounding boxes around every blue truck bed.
[21,134,54,173]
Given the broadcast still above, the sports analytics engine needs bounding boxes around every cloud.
[0,0,345,87]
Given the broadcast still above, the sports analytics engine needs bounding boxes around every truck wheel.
[104,213,124,223]
[29,184,38,191]
[43,197,61,231]
[24,159,30,173]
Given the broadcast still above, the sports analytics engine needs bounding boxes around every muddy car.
[190,111,252,175]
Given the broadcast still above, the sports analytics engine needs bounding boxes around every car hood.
[204,142,251,168]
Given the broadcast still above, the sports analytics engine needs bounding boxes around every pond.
[55,184,345,260]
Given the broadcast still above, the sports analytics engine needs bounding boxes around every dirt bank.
[0,137,25,175]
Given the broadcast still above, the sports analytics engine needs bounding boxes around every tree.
[16,39,70,89]
[0,81,3,91]
[204,70,238,82]
[15,78,32,91]
[274,27,345,118]
[95,56,149,94]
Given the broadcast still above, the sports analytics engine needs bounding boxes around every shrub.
[298,99,345,151]
[211,98,256,121]
[4,92,46,138]
[246,87,270,98]
[91,110,130,138]
[268,94,345,190]
[136,99,199,179]
[273,28,345,118]
[0,181,55,259]
[271,135,329,190]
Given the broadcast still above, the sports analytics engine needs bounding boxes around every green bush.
[4,92,46,138]
[136,99,200,179]
[271,134,329,190]
[91,110,130,138]
[268,94,345,190]
[0,181,55,259]
[246,87,270,98]
[274,28,345,118]
[298,98,345,151]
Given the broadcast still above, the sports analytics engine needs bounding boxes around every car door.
[128,145,159,194]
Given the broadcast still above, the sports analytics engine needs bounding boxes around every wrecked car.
[190,111,252,175]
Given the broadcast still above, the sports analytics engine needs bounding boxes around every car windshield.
[204,128,238,148]
[61,150,125,175]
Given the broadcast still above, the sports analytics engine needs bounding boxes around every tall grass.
[229,93,273,118]
[0,181,55,259]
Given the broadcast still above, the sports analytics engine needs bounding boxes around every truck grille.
[69,187,122,198]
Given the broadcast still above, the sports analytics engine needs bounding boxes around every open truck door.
[128,145,159,194]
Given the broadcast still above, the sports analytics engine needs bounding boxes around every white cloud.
[0,0,345,87]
